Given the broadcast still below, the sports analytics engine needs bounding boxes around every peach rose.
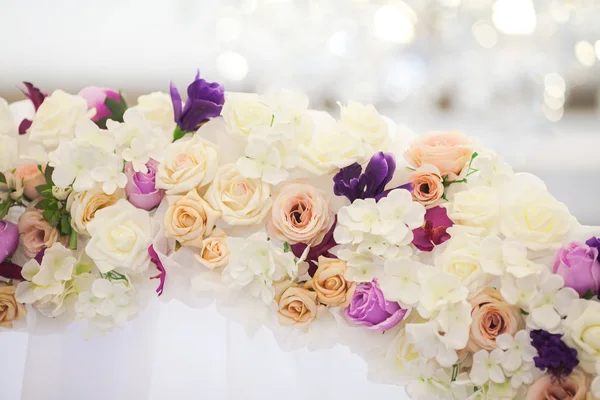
[405,131,473,177]
[275,281,319,327]
[0,283,27,328]
[467,287,523,352]
[18,208,62,257]
[164,189,221,248]
[305,256,356,307]
[195,229,230,269]
[409,164,444,207]
[14,164,46,201]
[525,369,589,400]
[267,183,330,245]
[69,185,125,236]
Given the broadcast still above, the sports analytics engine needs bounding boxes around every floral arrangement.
[1,74,600,400]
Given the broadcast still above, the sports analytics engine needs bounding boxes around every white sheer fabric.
[2,300,408,400]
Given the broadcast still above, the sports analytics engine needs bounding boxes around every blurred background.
[0,0,599,220]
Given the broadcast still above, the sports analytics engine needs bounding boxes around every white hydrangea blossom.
[495,331,536,372]
[526,272,578,331]
[480,236,544,278]
[470,349,506,386]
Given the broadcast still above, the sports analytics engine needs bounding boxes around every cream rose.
[70,185,125,236]
[275,281,319,327]
[0,283,27,328]
[195,229,230,269]
[28,90,90,150]
[340,101,390,151]
[467,287,523,352]
[18,208,62,257]
[446,186,501,235]
[156,134,219,195]
[85,199,152,274]
[267,183,330,245]
[164,189,221,248]
[14,164,46,201]
[500,174,575,252]
[525,369,589,400]
[132,91,176,134]
[409,164,444,207]
[204,164,272,225]
[405,131,473,177]
[221,92,273,137]
[435,233,490,293]
[564,299,600,373]
[305,256,356,307]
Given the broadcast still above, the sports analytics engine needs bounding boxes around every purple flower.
[333,152,411,203]
[291,218,337,277]
[78,86,127,128]
[0,221,19,264]
[170,71,224,135]
[0,261,23,280]
[18,82,47,134]
[412,206,453,251]
[345,280,407,331]
[148,245,166,296]
[586,237,600,263]
[125,160,165,211]
[530,329,579,377]
[553,242,600,297]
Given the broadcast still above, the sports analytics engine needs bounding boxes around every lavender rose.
[345,280,407,331]
[125,159,165,211]
[553,242,600,297]
[0,221,19,263]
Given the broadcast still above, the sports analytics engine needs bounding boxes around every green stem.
[69,228,78,250]
[172,126,188,142]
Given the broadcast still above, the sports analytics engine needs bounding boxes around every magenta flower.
[18,82,47,134]
[78,86,127,128]
[345,280,407,331]
[125,160,165,211]
[553,242,600,297]
[291,218,337,277]
[148,245,166,296]
[412,206,453,252]
[0,221,19,264]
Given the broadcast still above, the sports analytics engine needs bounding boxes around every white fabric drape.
[2,300,408,400]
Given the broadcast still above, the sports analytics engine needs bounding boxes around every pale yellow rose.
[195,229,230,270]
[133,92,176,134]
[267,182,330,245]
[305,256,355,307]
[164,189,221,248]
[275,281,318,327]
[0,283,27,328]
[525,369,589,400]
[405,131,473,177]
[18,208,63,257]
[409,164,444,207]
[467,287,523,352]
[69,185,125,236]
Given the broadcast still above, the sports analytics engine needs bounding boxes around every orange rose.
[305,256,356,307]
[467,287,523,352]
[14,164,46,201]
[405,131,473,177]
[525,369,589,400]
[409,164,444,207]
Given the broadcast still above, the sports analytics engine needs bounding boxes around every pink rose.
[526,370,589,400]
[553,242,600,297]
[267,183,330,245]
[14,164,46,201]
[405,131,473,177]
[18,209,62,257]
[78,86,121,123]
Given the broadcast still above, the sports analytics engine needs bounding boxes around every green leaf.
[474,386,480,392]
[35,199,58,211]
[0,201,10,219]
[172,126,188,142]
[0,172,5,184]
[102,92,128,125]
[44,165,54,186]
[75,262,93,275]
[520,308,529,316]
[583,290,596,300]
[270,114,275,127]
[59,214,71,235]
[283,242,292,253]
[451,364,458,382]
[69,228,78,250]
[43,209,60,227]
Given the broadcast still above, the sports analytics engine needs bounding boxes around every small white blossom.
[379,258,425,307]
[505,361,537,389]
[527,272,578,331]
[406,321,458,367]
[417,269,469,317]
[480,236,544,278]
[237,137,290,185]
[500,273,538,310]
[90,154,127,195]
[470,349,506,386]
[496,331,537,372]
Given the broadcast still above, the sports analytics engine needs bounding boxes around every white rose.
[221,92,273,137]
[28,90,90,150]
[434,232,490,293]
[446,186,500,235]
[296,111,366,175]
[131,91,176,135]
[499,174,576,252]
[564,299,600,373]
[155,134,219,195]
[0,97,17,137]
[205,163,272,225]
[0,134,18,172]
[85,199,152,274]
[340,101,390,151]
[70,184,125,236]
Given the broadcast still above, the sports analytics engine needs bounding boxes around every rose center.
[420,183,430,194]
[288,199,312,228]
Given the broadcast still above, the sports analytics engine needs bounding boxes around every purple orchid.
[18,82,47,134]
[586,236,600,263]
[333,152,411,203]
[291,218,338,277]
[412,206,453,251]
[148,245,166,296]
[170,71,224,139]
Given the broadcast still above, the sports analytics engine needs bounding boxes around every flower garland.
[0,74,600,400]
